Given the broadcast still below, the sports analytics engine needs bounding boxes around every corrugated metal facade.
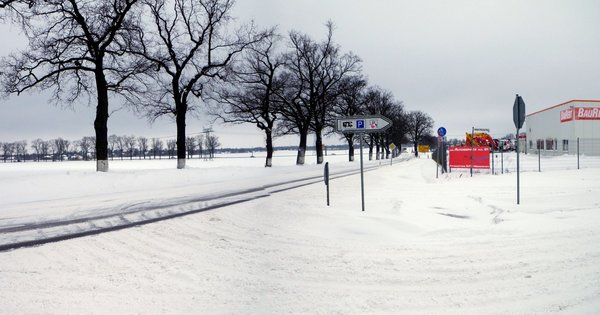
[525,100,600,156]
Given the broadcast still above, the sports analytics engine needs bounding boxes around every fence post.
[577,137,580,170]
[501,149,504,174]
[538,148,541,172]
[491,149,495,175]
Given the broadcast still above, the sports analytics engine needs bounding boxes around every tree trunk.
[94,67,109,172]
[296,130,308,165]
[414,142,419,157]
[368,135,374,160]
[176,103,187,169]
[315,129,324,164]
[265,129,273,167]
[346,134,354,162]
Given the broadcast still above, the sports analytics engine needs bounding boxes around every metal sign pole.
[436,136,440,179]
[335,115,394,213]
[360,134,365,212]
[324,162,330,206]
[516,129,520,204]
[513,94,526,205]
[471,127,474,177]
[501,148,504,174]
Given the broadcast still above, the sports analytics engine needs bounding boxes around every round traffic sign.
[437,127,447,137]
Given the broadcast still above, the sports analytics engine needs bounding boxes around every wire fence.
[488,151,600,174]
[446,138,600,174]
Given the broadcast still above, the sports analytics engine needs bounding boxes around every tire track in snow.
[0,162,387,251]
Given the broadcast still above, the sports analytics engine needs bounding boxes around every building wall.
[525,100,600,156]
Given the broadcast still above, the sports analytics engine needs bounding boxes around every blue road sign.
[356,120,365,129]
[437,127,447,137]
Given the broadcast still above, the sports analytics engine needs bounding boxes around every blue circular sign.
[437,127,447,137]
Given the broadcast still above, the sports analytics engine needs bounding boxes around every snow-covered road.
[0,154,388,251]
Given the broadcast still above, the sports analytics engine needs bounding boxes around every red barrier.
[449,146,490,169]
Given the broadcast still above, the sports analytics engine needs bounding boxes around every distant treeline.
[0,136,362,163]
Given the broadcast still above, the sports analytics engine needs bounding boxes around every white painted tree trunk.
[97,160,109,172]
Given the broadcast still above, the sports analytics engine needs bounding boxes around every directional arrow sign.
[335,115,393,133]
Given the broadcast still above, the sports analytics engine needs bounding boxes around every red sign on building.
[560,107,600,123]
[449,146,490,169]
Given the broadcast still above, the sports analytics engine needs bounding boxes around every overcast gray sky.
[1,0,599,147]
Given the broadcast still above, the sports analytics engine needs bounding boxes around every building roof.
[527,100,600,117]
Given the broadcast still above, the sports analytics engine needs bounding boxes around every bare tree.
[333,75,367,162]
[0,0,18,8]
[166,139,176,159]
[196,134,204,159]
[88,136,97,160]
[31,138,44,162]
[151,137,163,159]
[184,136,196,159]
[108,134,119,160]
[53,138,69,161]
[2,142,13,162]
[79,136,95,161]
[387,106,409,157]
[205,134,220,159]
[137,136,148,159]
[281,21,361,165]
[0,0,33,9]
[0,0,34,18]
[123,135,137,160]
[15,140,27,161]
[210,34,284,167]
[364,86,404,160]
[407,110,434,157]
[123,0,269,169]
[115,135,126,160]
[0,0,145,172]
[40,140,50,161]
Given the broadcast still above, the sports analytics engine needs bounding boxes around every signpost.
[324,162,330,206]
[336,115,393,212]
[436,127,446,179]
[389,143,396,165]
[513,94,526,205]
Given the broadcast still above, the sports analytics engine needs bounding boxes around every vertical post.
[436,137,440,179]
[491,147,495,175]
[360,134,365,212]
[538,147,541,172]
[324,162,330,206]
[501,148,504,174]
[516,128,520,205]
[439,137,446,174]
[471,127,474,177]
[577,137,580,170]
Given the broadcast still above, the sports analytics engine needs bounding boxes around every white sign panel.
[336,115,392,133]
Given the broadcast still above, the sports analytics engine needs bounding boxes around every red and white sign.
[449,146,490,169]
[560,108,574,122]
[561,107,600,123]
[575,107,600,120]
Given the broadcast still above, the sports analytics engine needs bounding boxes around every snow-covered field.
[1,151,600,314]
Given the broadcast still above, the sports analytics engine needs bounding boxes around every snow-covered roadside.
[1,155,599,314]
[0,152,394,249]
